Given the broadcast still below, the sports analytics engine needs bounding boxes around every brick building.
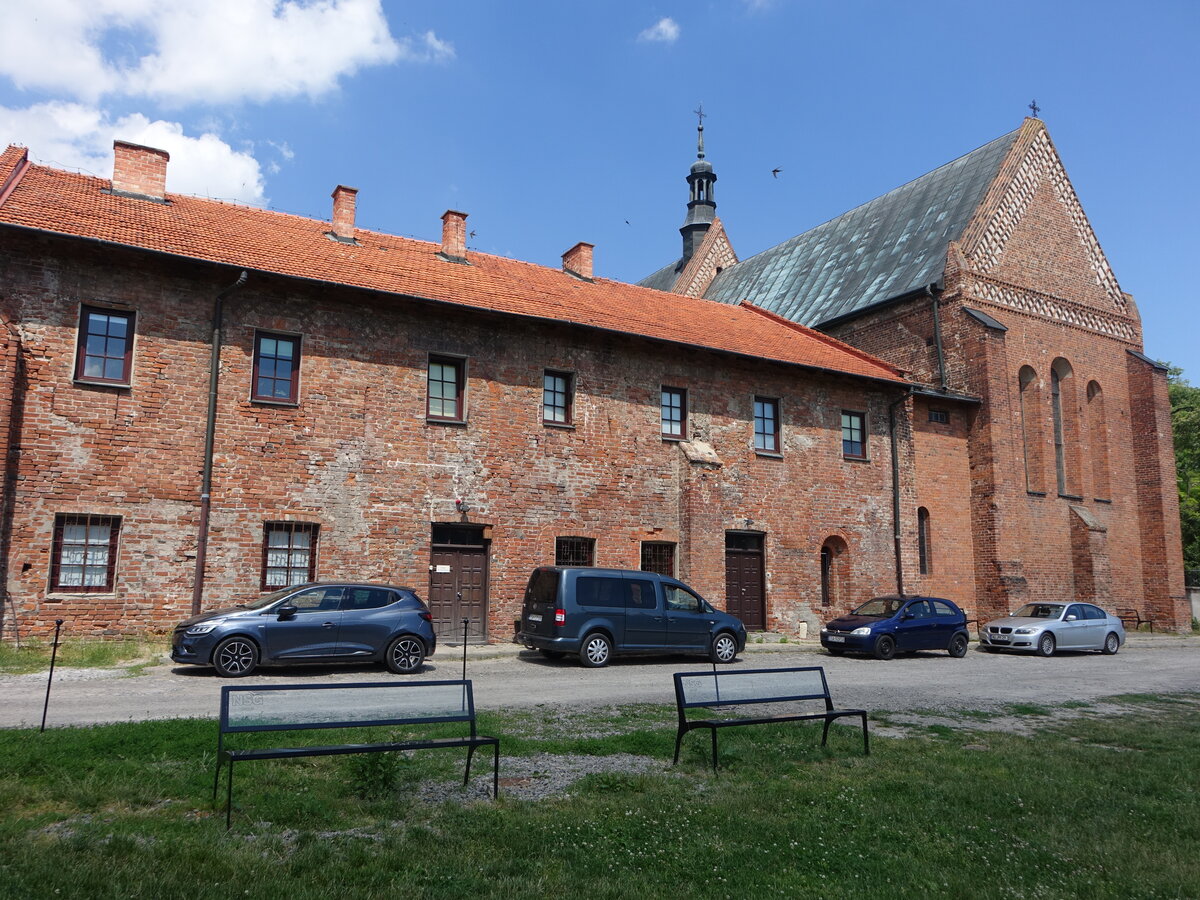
[0,140,926,641]
[642,116,1187,631]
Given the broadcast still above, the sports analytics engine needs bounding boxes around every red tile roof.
[0,145,904,385]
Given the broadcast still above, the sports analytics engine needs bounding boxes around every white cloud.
[638,17,680,44]
[0,102,266,205]
[0,0,418,106]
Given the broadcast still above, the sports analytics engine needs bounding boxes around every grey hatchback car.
[170,582,436,677]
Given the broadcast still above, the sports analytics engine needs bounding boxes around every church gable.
[960,120,1126,316]
[674,217,737,297]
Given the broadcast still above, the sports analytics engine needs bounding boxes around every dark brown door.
[725,532,765,630]
[428,525,489,642]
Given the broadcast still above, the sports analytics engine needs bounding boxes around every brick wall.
[0,232,906,639]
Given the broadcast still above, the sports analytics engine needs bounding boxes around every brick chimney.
[330,185,358,240]
[562,242,594,281]
[440,210,468,261]
[112,140,169,201]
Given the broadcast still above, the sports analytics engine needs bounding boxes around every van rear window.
[525,569,560,605]
[577,576,625,608]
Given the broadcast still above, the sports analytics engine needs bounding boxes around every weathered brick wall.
[0,233,905,639]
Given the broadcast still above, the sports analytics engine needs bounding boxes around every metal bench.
[213,680,499,828]
[672,666,869,772]
[1115,607,1154,632]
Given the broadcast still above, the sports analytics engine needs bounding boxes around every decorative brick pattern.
[967,276,1138,342]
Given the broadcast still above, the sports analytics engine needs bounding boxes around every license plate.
[827,634,845,643]
[527,614,542,623]
[990,636,1009,643]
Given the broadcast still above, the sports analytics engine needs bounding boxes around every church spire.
[680,105,717,263]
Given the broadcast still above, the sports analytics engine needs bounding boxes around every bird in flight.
[469,230,476,238]
[771,167,782,179]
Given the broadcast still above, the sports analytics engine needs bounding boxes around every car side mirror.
[1065,614,1077,622]
[277,604,298,621]
[901,612,914,620]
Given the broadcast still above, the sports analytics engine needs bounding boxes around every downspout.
[929,282,947,390]
[888,387,913,597]
[191,271,249,614]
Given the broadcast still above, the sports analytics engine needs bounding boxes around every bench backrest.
[218,680,478,735]
[674,667,834,713]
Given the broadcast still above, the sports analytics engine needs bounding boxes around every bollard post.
[461,614,469,683]
[40,619,64,733]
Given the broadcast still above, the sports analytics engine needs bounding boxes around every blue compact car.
[820,595,969,660]
[171,582,436,677]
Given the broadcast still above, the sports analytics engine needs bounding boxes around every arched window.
[1087,381,1110,500]
[1050,358,1080,496]
[1018,366,1044,492]
[820,536,849,608]
[917,507,932,575]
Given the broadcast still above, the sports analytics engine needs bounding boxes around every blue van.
[517,566,748,667]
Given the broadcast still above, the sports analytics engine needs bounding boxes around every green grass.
[1,696,1198,898]
[0,637,167,674]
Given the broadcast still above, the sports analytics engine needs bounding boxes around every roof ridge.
[738,301,904,378]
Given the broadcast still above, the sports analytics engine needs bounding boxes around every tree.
[1168,366,1200,573]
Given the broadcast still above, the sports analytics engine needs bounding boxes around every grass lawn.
[1,695,1197,899]
[0,637,167,675]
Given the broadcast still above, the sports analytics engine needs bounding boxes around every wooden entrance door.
[725,532,766,630]
[428,525,489,642]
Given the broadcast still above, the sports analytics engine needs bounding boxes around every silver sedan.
[979,602,1125,656]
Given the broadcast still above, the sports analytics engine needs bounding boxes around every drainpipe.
[929,282,947,390]
[888,388,913,597]
[192,271,249,614]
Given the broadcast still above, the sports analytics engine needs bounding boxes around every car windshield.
[852,597,904,617]
[1013,603,1065,619]
[241,587,300,610]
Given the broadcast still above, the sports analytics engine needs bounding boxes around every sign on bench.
[673,666,869,771]
[214,680,499,828]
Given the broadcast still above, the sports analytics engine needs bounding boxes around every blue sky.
[2,1,1197,379]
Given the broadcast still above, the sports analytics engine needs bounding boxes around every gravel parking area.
[2,633,1197,730]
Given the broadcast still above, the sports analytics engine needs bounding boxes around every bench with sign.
[212,680,499,828]
[672,666,869,771]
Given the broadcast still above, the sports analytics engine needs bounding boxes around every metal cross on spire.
[1029,99,1041,118]
[694,104,706,158]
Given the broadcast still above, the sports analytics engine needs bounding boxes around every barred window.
[555,536,594,567]
[543,370,574,425]
[51,515,120,592]
[262,522,319,589]
[928,409,950,425]
[640,541,676,577]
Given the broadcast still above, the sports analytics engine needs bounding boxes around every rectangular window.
[640,541,676,577]
[543,370,574,425]
[75,306,134,385]
[428,356,465,421]
[262,522,319,589]
[51,514,120,592]
[754,397,779,453]
[842,410,866,458]
[661,387,687,439]
[929,409,950,425]
[252,332,301,403]
[555,536,595,567]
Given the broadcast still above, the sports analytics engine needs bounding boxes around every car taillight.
[419,612,432,621]
[554,608,566,626]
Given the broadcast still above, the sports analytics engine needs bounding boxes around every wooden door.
[725,533,765,630]
[428,525,489,642]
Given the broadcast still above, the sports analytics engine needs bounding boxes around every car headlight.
[185,622,222,635]
[1013,627,1038,634]
[851,627,872,636]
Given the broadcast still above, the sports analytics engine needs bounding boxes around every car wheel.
[710,632,738,664]
[948,633,969,658]
[1036,633,1056,657]
[540,649,564,660]
[1102,631,1120,655]
[212,636,259,677]
[386,635,426,674]
[579,632,612,668]
[873,635,896,661]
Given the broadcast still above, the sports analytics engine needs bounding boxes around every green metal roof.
[703,128,1020,327]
